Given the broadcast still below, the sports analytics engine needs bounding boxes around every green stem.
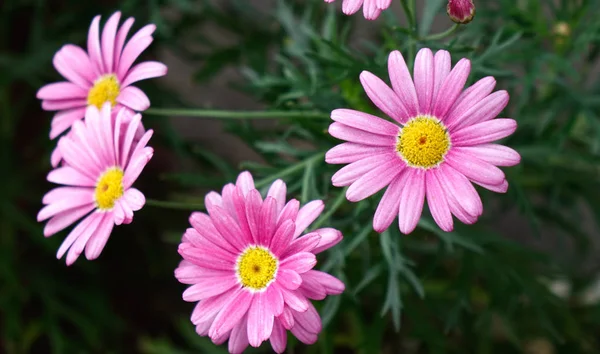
[145,199,205,210]
[309,187,349,230]
[400,0,415,29]
[254,151,326,189]
[145,108,330,120]
[421,24,460,41]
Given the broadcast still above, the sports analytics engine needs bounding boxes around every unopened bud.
[447,0,476,24]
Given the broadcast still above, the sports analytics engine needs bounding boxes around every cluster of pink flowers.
[36,2,517,353]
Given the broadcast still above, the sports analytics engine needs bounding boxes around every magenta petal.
[452,118,517,146]
[445,149,505,186]
[209,288,253,340]
[189,212,238,254]
[293,302,322,334]
[426,169,453,232]
[387,50,421,110]
[178,243,236,271]
[280,287,309,312]
[113,17,135,69]
[265,283,285,316]
[267,179,287,215]
[260,197,278,246]
[247,293,275,347]
[236,171,255,197]
[207,204,246,253]
[448,90,509,131]
[331,109,400,136]
[377,0,392,8]
[373,171,408,233]
[228,315,249,354]
[325,142,391,164]
[453,144,521,167]
[412,48,435,114]
[304,270,345,295]
[398,169,426,234]
[191,292,235,324]
[231,187,255,245]
[182,276,239,301]
[245,189,263,245]
[294,200,324,238]
[362,0,381,20]
[444,76,497,127]
[278,306,295,329]
[432,50,451,101]
[438,164,483,217]
[280,252,316,274]
[311,228,343,254]
[270,219,296,257]
[346,158,404,202]
[290,320,318,345]
[270,320,288,353]
[49,108,87,139]
[474,179,509,193]
[432,58,471,119]
[277,269,302,290]
[276,199,300,230]
[329,122,397,147]
[281,232,321,258]
[359,70,410,124]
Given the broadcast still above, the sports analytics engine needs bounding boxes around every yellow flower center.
[87,74,120,109]
[236,246,278,291]
[95,167,125,210]
[396,116,451,168]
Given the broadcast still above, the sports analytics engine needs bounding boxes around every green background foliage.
[2,0,600,353]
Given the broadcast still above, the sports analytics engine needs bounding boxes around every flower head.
[37,104,154,265]
[36,11,167,141]
[447,0,476,24]
[324,0,392,20]
[175,172,345,353]
[326,48,520,234]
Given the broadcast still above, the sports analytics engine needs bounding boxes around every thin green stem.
[145,108,330,120]
[145,199,205,210]
[421,24,460,41]
[310,187,349,230]
[400,0,415,29]
[254,151,326,189]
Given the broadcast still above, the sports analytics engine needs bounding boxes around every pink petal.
[276,199,300,229]
[447,90,509,131]
[293,302,322,334]
[37,82,88,100]
[87,15,104,75]
[189,212,238,253]
[265,283,285,316]
[182,276,239,301]
[270,219,296,257]
[117,25,155,79]
[209,288,253,340]
[362,0,381,20]
[43,204,95,237]
[236,171,255,197]
[438,163,483,217]
[55,212,95,259]
[432,58,471,119]
[58,135,102,180]
[270,320,287,353]
[297,276,327,301]
[325,142,391,164]
[328,122,397,146]
[37,193,94,222]
[178,243,236,271]
[260,197,278,246]
[84,213,115,260]
[474,179,509,193]
[413,48,435,114]
[359,70,410,124]
[303,270,345,295]
[49,107,87,139]
[123,188,145,211]
[453,144,521,167]
[280,287,309,312]
[119,111,142,167]
[247,293,275,347]
[191,292,235,324]
[311,228,343,254]
[53,44,96,85]
[101,11,121,73]
[207,204,247,253]
[444,76,497,127]
[42,185,92,205]
[425,169,453,232]
[231,187,255,245]
[64,212,105,265]
[377,0,392,9]
[220,183,238,219]
[245,189,263,245]
[432,50,451,100]
[281,232,320,258]
[294,200,324,238]
[117,86,150,111]
[452,119,517,146]
[280,252,316,274]
[346,158,404,202]
[42,98,86,111]
[331,108,400,136]
[113,17,135,70]
[373,171,408,233]
[342,0,364,15]
[278,306,295,329]
[121,61,168,87]
[388,50,419,117]
[445,149,505,186]
[123,147,153,188]
[47,166,96,187]
[228,316,249,354]
[398,168,426,234]
[277,269,302,290]
[290,320,318,345]
[331,153,397,187]
[266,179,287,215]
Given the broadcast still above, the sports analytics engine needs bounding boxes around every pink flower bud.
[447,0,476,24]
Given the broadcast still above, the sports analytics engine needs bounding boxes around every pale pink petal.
[270,219,296,257]
[37,193,94,222]
[245,189,263,244]
[37,82,88,100]
[346,158,405,202]
[312,228,343,254]
[49,107,87,139]
[426,169,453,232]
[119,112,142,167]
[209,288,253,340]
[447,90,509,131]
[432,50,451,103]
[58,136,102,180]
[231,187,255,245]
[182,276,239,301]
[189,212,238,253]
[325,142,391,164]
[452,119,517,146]
[123,188,145,211]
[277,269,302,290]
[281,252,316,273]
[359,71,410,124]
[279,287,309,312]
[298,275,327,301]
[55,212,97,260]
[304,270,345,295]
[398,169,426,234]
[342,0,364,15]
[87,15,104,75]
[260,197,278,246]
[281,233,320,258]
[220,183,238,219]
[50,145,62,167]
[389,50,419,117]
[362,0,382,20]
[270,320,287,353]
[84,213,115,260]
[228,316,249,354]
[236,171,255,197]
[101,11,121,73]
[120,199,134,224]
[331,109,400,136]
[47,166,96,187]
[278,306,295,329]
[331,153,398,187]
[474,179,509,193]
[178,243,236,271]
[413,48,435,114]
[247,293,275,347]
[444,76,496,127]
[329,122,397,146]
[117,86,150,111]
[113,200,126,225]
[267,179,287,216]
[207,204,246,253]
[438,163,483,217]
[113,17,135,69]
[290,321,318,345]
[117,25,155,79]
[191,292,236,324]
[294,200,324,238]
[445,149,505,186]
[43,204,95,237]
[265,283,284,316]
[53,44,96,84]
[373,170,408,233]
[42,99,86,111]
[447,194,478,224]
[65,212,105,265]
[42,186,91,205]
[453,144,521,167]
[294,302,322,334]
[377,0,392,9]
[121,61,168,87]
[276,199,299,229]
[123,147,153,188]
[432,58,471,119]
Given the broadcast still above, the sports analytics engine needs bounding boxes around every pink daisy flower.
[36,11,167,141]
[175,172,345,353]
[324,0,392,20]
[37,104,154,265]
[326,48,521,234]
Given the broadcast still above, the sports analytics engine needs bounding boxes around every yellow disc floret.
[95,167,125,210]
[236,246,278,291]
[396,116,451,168]
[87,74,120,109]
